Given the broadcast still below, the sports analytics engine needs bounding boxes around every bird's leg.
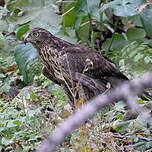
[77,84,86,99]
[61,84,76,107]
[74,83,87,106]
[42,65,76,107]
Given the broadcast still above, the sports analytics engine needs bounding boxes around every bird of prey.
[23,28,149,106]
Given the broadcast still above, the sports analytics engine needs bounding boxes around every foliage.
[1,0,152,151]
[14,43,40,85]
[0,83,66,151]
[101,0,143,17]
[118,41,152,78]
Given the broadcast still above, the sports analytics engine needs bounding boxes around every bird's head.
[23,28,51,45]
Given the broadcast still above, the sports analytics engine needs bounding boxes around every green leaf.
[126,28,146,41]
[55,29,77,44]
[48,26,77,44]
[140,6,152,38]
[135,116,147,128]
[114,101,126,111]
[16,25,30,40]
[101,0,144,17]
[74,0,89,41]
[74,0,101,42]
[14,43,41,84]
[146,141,152,149]
[0,127,5,132]
[0,20,8,31]
[62,2,76,27]
[116,113,124,120]
[26,58,41,84]
[75,0,89,30]
[28,109,41,118]
[102,33,128,50]
[7,0,61,29]
[113,120,132,132]
[77,15,90,42]
[0,33,5,41]
[75,0,101,22]
[7,120,18,128]
[0,73,6,78]
[1,84,11,95]
[134,53,144,62]
[86,0,101,21]
[1,137,11,146]
[119,59,125,67]
[30,91,36,100]
[133,141,147,151]
[144,56,152,64]
[133,140,152,151]
[13,120,22,126]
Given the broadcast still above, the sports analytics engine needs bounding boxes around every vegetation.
[0,0,152,151]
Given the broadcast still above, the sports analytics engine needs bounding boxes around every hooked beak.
[23,35,34,45]
[24,37,27,45]
[23,33,29,45]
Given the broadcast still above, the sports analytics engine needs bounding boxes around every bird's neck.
[33,33,74,57]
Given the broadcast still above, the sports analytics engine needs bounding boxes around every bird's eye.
[32,32,39,38]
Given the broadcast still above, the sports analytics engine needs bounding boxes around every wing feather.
[60,45,128,81]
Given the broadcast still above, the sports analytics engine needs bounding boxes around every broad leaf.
[74,0,89,41]
[87,0,101,21]
[75,0,101,27]
[16,24,30,40]
[112,120,132,132]
[101,0,144,17]
[102,33,128,50]
[133,141,152,151]
[77,15,90,42]
[126,28,146,41]
[75,0,88,30]
[14,43,41,84]
[48,27,77,44]
[0,20,8,31]
[74,0,101,42]
[1,137,11,146]
[7,0,61,29]
[140,6,152,38]
[62,2,76,27]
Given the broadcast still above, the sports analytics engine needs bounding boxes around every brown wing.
[60,45,128,81]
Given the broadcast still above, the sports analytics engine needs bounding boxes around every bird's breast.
[39,47,66,82]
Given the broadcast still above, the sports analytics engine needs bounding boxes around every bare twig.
[62,7,75,17]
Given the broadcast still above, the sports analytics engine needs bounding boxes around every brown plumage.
[23,28,137,106]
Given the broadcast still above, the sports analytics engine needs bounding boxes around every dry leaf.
[60,110,71,118]
[76,97,84,108]
[7,64,16,72]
